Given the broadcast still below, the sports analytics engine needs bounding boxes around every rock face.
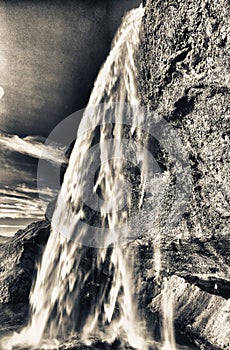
[150,275,230,349]
[134,233,230,348]
[138,0,230,348]
[139,0,229,239]
[0,221,50,303]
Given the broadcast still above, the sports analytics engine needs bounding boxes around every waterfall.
[161,278,177,350]
[2,4,178,350]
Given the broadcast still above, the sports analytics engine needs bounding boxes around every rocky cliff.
[139,0,229,239]
[138,0,230,348]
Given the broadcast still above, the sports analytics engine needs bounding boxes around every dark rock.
[45,196,58,222]
[0,220,50,303]
[60,140,75,185]
[184,275,230,299]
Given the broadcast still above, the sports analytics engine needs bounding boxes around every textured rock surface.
[0,220,50,303]
[138,0,230,348]
[134,233,230,348]
[139,0,229,239]
[150,275,230,349]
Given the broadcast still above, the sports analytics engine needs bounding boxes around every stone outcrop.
[0,221,50,303]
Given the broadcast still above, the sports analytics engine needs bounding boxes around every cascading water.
[161,278,177,350]
[2,4,177,350]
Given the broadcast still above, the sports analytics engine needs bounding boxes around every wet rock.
[0,220,50,304]
[57,336,141,350]
[0,303,29,337]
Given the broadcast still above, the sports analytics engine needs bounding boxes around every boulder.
[0,220,50,303]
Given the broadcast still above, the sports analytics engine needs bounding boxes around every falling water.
[2,4,177,350]
[161,278,177,350]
